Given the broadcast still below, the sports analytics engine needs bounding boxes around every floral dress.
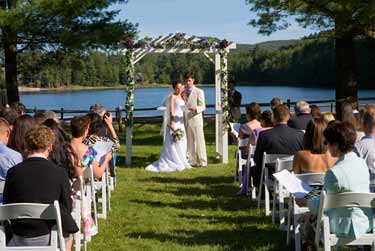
[72,146,98,238]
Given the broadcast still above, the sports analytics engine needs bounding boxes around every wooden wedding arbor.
[122,33,236,166]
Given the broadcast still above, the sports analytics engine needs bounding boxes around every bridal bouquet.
[168,125,184,142]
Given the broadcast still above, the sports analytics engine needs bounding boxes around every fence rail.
[25,97,375,127]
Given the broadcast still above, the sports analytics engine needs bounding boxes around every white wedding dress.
[146,98,192,172]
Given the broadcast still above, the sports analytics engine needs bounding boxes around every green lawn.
[88,123,289,251]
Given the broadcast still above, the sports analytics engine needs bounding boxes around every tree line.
[0,37,374,89]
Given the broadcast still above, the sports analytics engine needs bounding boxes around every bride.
[146,80,192,172]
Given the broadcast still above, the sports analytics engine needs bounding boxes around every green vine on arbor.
[124,49,135,128]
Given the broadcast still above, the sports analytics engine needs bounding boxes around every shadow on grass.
[139,175,235,186]
[126,227,287,251]
[116,153,159,168]
[130,196,253,212]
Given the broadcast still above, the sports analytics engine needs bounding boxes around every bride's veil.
[158,87,174,142]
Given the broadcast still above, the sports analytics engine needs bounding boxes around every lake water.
[20,85,375,116]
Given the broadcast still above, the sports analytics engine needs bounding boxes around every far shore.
[18,83,220,93]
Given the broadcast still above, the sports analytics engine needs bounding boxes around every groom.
[184,73,207,167]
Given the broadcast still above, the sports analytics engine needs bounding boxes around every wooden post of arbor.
[215,52,222,160]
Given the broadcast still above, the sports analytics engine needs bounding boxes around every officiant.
[228,81,242,122]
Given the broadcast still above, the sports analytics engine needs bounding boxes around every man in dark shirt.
[288,100,312,130]
[253,104,304,187]
[228,82,242,122]
[3,125,77,247]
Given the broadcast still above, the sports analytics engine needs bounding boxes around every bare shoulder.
[295,150,311,160]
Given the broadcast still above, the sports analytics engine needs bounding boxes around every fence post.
[287,99,291,110]
[60,108,64,121]
[116,106,123,132]
[330,103,333,113]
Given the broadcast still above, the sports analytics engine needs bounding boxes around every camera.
[104,111,111,118]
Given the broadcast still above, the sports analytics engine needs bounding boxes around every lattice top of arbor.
[122,32,236,64]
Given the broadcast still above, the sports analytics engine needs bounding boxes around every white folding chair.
[315,191,375,251]
[95,164,110,220]
[272,156,294,228]
[286,173,325,251]
[246,145,257,200]
[257,153,291,216]
[235,138,249,184]
[83,167,98,229]
[0,201,65,251]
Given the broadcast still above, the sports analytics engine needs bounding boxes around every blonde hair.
[361,104,375,129]
[322,112,335,124]
[25,125,55,153]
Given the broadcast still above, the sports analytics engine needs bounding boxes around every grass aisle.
[88,124,288,251]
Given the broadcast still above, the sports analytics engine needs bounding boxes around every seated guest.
[0,118,22,202]
[85,105,120,151]
[10,102,26,117]
[3,125,78,247]
[239,102,261,146]
[293,118,338,174]
[253,104,304,187]
[355,104,375,192]
[251,110,274,145]
[310,105,321,118]
[43,119,76,180]
[288,101,312,130]
[34,112,47,125]
[0,107,18,126]
[322,112,335,124]
[270,97,282,110]
[70,116,112,179]
[8,114,35,157]
[297,121,372,242]
[341,101,364,141]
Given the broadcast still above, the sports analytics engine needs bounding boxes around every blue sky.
[114,0,315,44]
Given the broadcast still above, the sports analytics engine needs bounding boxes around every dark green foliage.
[8,38,375,89]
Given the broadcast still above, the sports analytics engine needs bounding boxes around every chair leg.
[257,167,265,209]
[279,193,285,230]
[265,168,271,216]
[272,189,276,224]
[286,200,293,245]
[322,216,331,251]
[294,212,301,251]
[371,242,375,251]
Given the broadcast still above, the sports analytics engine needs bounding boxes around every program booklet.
[92,141,113,165]
[273,170,313,199]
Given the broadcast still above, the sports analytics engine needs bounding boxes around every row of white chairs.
[231,123,375,250]
[257,154,375,251]
[0,160,117,251]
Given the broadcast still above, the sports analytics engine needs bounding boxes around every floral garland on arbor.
[124,48,135,128]
[122,33,232,129]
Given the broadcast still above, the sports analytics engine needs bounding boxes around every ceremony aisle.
[88,124,289,251]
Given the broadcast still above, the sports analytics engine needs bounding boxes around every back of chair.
[262,153,291,169]
[315,191,375,247]
[275,156,294,172]
[0,201,65,250]
[249,145,256,155]
[323,192,375,209]
[238,138,249,148]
